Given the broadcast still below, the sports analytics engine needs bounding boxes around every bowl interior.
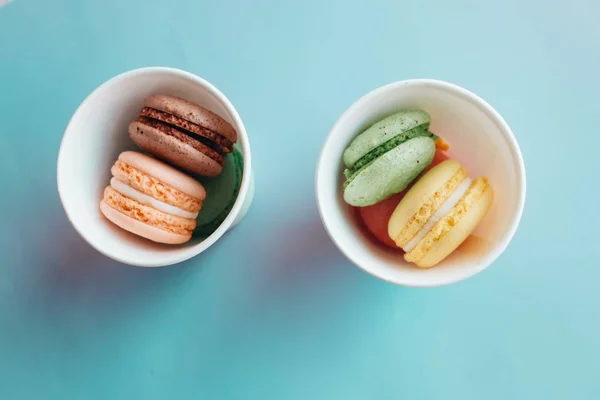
[317,80,524,286]
[58,68,248,266]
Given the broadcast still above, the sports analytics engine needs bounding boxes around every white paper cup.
[57,67,254,267]
[316,79,525,287]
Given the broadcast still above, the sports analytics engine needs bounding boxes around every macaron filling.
[404,177,490,263]
[403,177,472,252]
[343,109,431,168]
[103,187,196,235]
[143,94,238,144]
[349,127,436,173]
[135,117,225,165]
[140,107,233,153]
[110,178,199,219]
[392,164,468,248]
[343,135,434,190]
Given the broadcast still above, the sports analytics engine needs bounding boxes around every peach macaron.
[100,151,206,244]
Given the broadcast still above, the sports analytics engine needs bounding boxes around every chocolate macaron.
[129,94,238,177]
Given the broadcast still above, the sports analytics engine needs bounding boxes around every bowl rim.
[315,78,526,287]
[56,66,252,267]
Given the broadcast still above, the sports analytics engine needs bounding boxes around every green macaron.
[343,110,436,207]
[193,147,244,237]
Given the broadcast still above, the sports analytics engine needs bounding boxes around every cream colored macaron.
[100,151,206,244]
[388,159,493,268]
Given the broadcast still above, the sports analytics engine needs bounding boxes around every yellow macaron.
[388,160,493,268]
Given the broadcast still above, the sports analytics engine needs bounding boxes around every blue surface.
[1,0,598,399]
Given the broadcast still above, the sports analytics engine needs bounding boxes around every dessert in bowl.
[316,79,525,287]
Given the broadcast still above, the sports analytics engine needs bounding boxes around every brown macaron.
[129,94,238,177]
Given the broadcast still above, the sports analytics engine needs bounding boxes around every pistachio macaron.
[194,148,244,237]
[100,151,206,244]
[388,160,493,268]
[342,110,437,207]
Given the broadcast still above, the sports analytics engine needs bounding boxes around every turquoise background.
[0,0,598,398]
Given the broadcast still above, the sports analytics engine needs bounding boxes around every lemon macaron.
[388,160,493,268]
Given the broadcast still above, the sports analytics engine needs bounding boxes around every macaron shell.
[118,151,206,200]
[100,201,191,245]
[343,136,435,207]
[129,121,222,177]
[111,159,202,213]
[343,109,430,168]
[388,159,466,247]
[144,94,238,143]
[407,179,493,268]
[110,177,199,219]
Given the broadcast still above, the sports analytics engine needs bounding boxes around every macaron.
[194,148,244,237]
[388,159,493,268]
[358,149,452,248]
[100,151,206,244]
[342,110,437,207]
[129,94,238,177]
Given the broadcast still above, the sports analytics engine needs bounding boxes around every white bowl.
[57,67,254,267]
[316,79,525,287]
